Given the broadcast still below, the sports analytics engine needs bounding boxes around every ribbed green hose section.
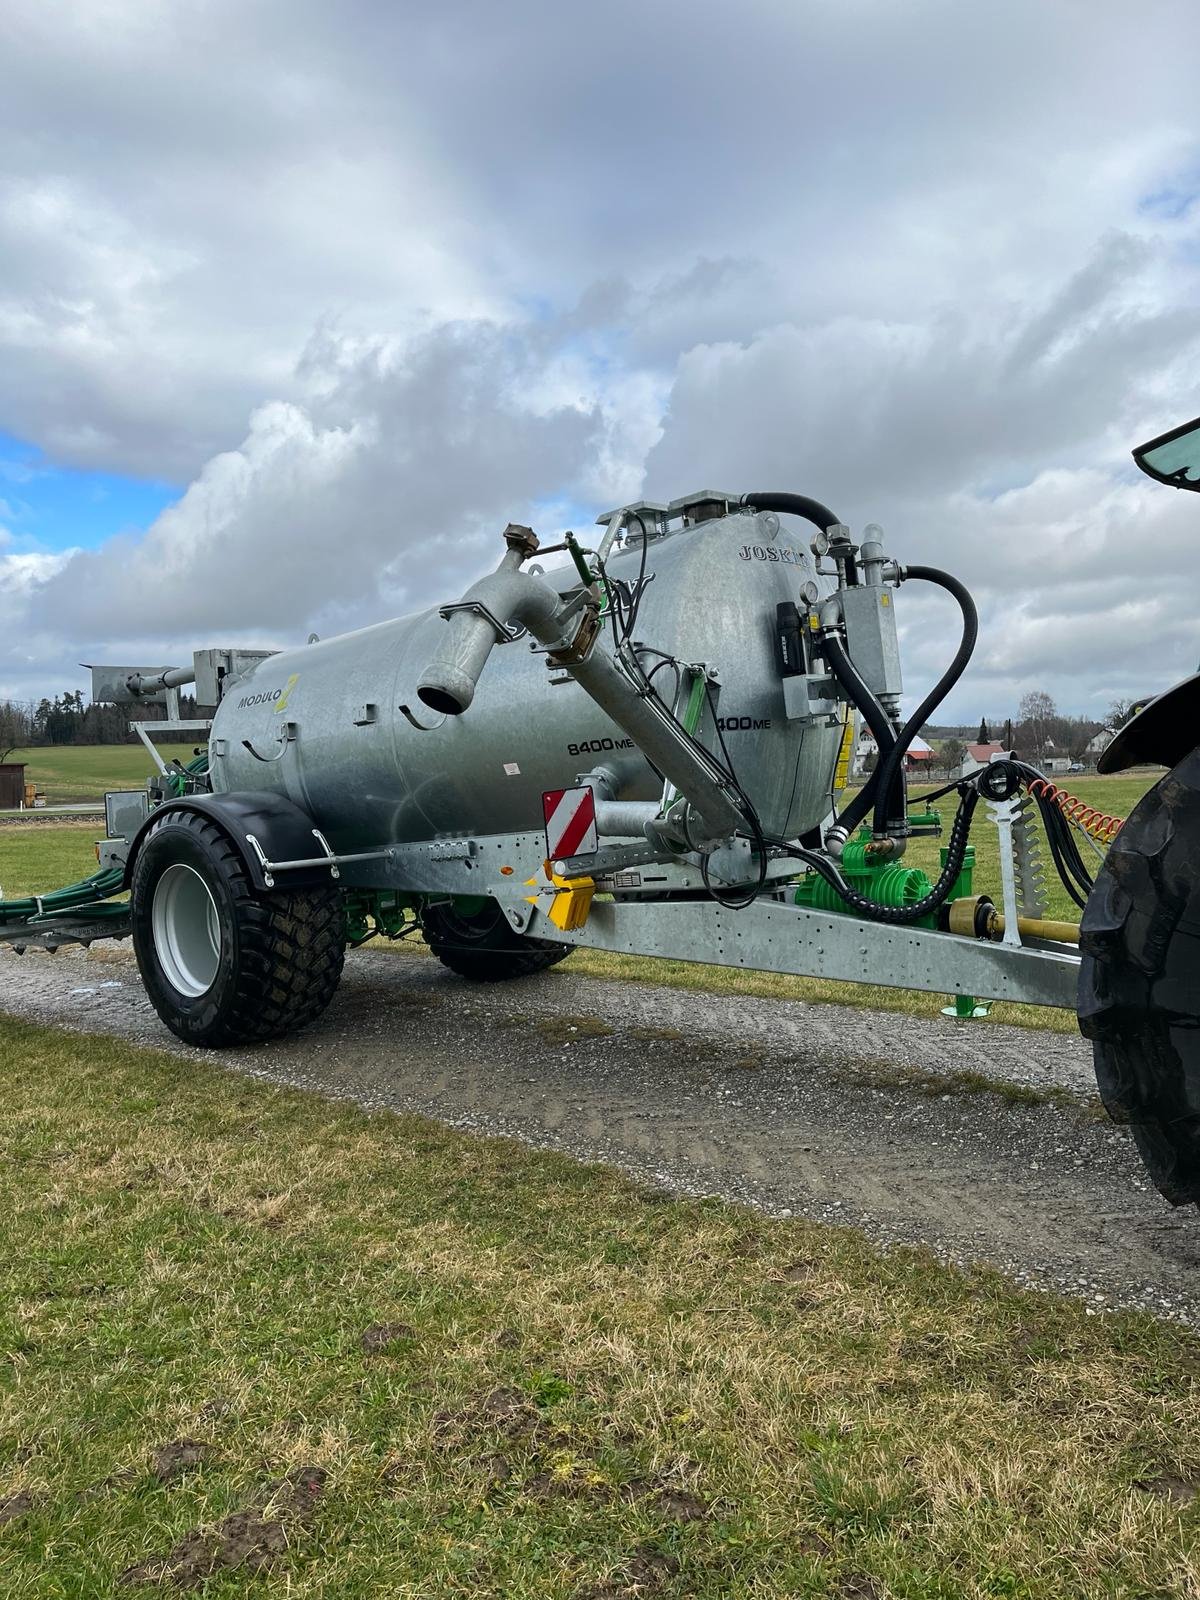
[794,840,935,915]
[793,838,976,930]
[0,866,127,925]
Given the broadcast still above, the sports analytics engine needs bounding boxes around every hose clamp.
[437,599,527,644]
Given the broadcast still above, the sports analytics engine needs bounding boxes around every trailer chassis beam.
[0,913,132,953]
[519,895,1079,1010]
[327,830,1082,1010]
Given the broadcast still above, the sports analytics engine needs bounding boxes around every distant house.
[958,741,1006,778]
[853,729,937,777]
[1085,728,1114,756]
[851,725,876,777]
[906,735,936,770]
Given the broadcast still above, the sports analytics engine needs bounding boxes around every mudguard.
[1098,672,1200,774]
[122,791,332,893]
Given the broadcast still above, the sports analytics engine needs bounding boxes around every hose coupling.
[824,823,850,859]
[864,836,900,861]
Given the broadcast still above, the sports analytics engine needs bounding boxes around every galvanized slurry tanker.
[4,419,1200,1207]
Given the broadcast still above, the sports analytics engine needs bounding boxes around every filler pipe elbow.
[418,527,745,849]
[418,526,562,715]
[417,603,507,716]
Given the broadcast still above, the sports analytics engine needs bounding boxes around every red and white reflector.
[542,784,598,862]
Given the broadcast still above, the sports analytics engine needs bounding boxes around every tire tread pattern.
[1078,750,1200,1205]
[421,900,570,982]
[133,810,344,1047]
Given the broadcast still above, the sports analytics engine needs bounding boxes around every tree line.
[0,693,201,763]
[929,692,1133,779]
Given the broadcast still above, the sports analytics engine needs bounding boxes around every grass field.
[0,772,1158,1033]
[1,1014,1198,1598]
[4,745,161,805]
[0,823,111,901]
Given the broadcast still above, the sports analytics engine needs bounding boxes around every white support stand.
[988,796,1024,947]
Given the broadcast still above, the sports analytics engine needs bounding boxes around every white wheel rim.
[151,863,221,997]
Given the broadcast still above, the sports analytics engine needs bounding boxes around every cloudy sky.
[2,0,1199,720]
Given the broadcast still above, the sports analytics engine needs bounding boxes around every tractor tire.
[421,898,571,981]
[1078,747,1200,1205]
[130,809,345,1048]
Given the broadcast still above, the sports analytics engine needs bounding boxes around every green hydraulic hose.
[2,747,210,927]
[0,866,127,924]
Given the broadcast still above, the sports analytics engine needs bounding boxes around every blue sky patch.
[0,432,180,554]
[1137,184,1198,222]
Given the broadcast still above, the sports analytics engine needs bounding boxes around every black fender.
[123,792,334,894]
[1098,672,1200,774]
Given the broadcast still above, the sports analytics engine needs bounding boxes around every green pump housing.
[793,814,975,930]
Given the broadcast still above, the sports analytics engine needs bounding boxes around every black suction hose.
[740,492,858,585]
[822,632,903,831]
[740,491,842,534]
[869,565,979,837]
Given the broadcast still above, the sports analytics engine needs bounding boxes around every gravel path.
[2,942,1197,1326]
[0,807,103,823]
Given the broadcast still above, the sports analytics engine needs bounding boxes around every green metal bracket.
[343,888,420,945]
[681,671,707,736]
[564,532,594,589]
[942,994,991,1019]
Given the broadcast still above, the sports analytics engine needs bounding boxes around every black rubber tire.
[421,898,571,981]
[130,810,345,1047]
[1078,747,1200,1205]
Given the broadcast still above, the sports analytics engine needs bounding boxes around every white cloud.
[28,321,609,643]
[1,0,1200,719]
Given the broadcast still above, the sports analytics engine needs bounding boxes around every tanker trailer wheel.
[1078,747,1200,1205]
[130,810,345,1048]
[421,897,570,981]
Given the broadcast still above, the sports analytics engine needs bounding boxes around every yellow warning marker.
[832,702,855,797]
[523,860,595,930]
[548,874,595,931]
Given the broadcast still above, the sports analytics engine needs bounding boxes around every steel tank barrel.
[208,510,843,851]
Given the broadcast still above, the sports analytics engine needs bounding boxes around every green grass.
[5,745,159,805]
[0,823,107,900]
[1,1014,1199,1598]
